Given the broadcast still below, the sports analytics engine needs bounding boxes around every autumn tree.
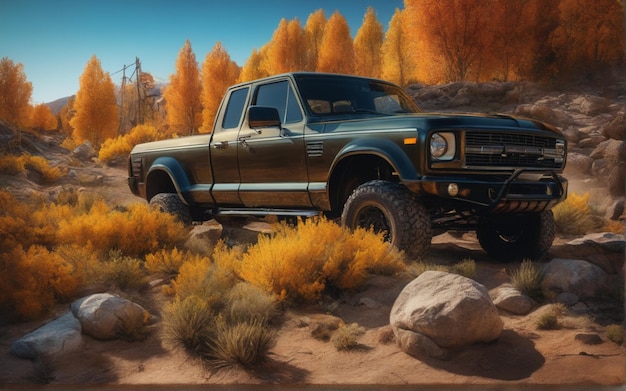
[304,9,327,71]
[354,7,384,78]
[240,48,267,82]
[317,11,355,74]
[381,8,413,85]
[0,57,32,127]
[200,42,241,133]
[59,96,75,136]
[405,0,490,82]
[163,40,202,135]
[551,0,625,81]
[31,103,57,131]
[263,18,307,75]
[70,55,118,148]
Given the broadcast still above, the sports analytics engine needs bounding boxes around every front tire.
[341,180,432,259]
[477,209,556,261]
[149,193,192,225]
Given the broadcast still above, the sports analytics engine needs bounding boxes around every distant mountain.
[46,96,74,115]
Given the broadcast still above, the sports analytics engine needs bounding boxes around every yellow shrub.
[0,245,79,321]
[145,247,205,274]
[24,155,64,183]
[99,124,164,163]
[604,220,624,235]
[238,218,406,303]
[0,154,27,175]
[552,192,598,235]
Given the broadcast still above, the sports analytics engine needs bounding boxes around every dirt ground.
[0,149,624,388]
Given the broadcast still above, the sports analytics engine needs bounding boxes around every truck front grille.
[465,132,564,169]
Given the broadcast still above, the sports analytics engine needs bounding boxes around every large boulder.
[70,293,150,340]
[390,271,503,359]
[541,258,609,300]
[10,312,83,359]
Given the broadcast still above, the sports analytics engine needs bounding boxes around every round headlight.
[430,133,448,158]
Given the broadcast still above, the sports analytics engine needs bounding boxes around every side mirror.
[248,106,281,129]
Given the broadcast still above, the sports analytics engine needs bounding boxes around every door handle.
[212,141,228,149]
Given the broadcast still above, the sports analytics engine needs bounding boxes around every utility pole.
[136,57,143,126]
[118,64,128,135]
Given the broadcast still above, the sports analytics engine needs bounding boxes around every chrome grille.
[465,132,564,168]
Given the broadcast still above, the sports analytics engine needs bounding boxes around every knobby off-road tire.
[477,209,556,261]
[149,193,192,225]
[341,180,432,259]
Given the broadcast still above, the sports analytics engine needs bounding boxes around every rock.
[514,103,571,127]
[551,233,625,274]
[601,114,625,140]
[575,333,603,345]
[390,271,503,359]
[10,312,83,359]
[541,259,609,300]
[489,283,536,315]
[572,95,611,117]
[565,152,593,175]
[556,292,580,306]
[186,220,223,246]
[72,141,96,161]
[605,198,625,221]
[70,293,150,340]
[579,135,607,149]
[563,126,585,144]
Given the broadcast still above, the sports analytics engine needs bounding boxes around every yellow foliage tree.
[240,48,267,83]
[353,7,384,78]
[59,96,75,136]
[304,9,327,71]
[31,103,57,131]
[0,57,33,127]
[262,18,307,75]
[200,42,241,133]
[70,55,119,147]
[163,40,202,135]
[381,8,413,85]
[317,11,355,74]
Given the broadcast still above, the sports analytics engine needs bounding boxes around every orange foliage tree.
[354,7,384,78]
[0,57,32,127]
[381,8,413,86]
[163,40,202,135]
[551,0,625,81]
[70,55,118,147]
[317,11,355,74]
[263,18,307,75]
[58,96,75,136]
[200,42,241,133]
[304,9,327,71]
[240,48,267,82]
[31,103,57,131]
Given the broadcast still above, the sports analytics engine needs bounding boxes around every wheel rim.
[355,205,392,241]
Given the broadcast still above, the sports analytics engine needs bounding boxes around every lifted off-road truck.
[128,72,567,260]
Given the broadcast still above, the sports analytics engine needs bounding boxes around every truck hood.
[130,134,212,154]
[312,112,562,136]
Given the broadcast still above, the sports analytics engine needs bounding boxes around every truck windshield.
[294,74,423,117]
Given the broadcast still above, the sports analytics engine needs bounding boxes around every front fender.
[331,138,420,181]
[147,157,192,205]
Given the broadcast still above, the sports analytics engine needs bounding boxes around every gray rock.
[71,293,150,340]
[541,259,609,299]
[556,292,580,306]
[390,271,502,359]
[10,312,83,359]
[72,141,96,161]
[490,284,536,315]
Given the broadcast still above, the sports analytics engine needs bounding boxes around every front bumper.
[406,169,568,214]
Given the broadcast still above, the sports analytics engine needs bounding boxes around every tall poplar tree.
[304,9,327,71]
[263,18,307,75]
[317,11,355,74]
[240,48,267,82]
[70,55,118,147]
[381,9,410,86]
[0,57,32,127]
[31,103,57,131]
[354,7,384,78]
[163,40,202,135]
[200,42,241,133]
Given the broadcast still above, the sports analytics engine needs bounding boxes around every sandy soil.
[0,147,624,388]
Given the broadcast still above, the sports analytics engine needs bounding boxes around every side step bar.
[213,208,321,217]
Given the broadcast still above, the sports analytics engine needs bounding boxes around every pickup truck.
[128,72,567,261]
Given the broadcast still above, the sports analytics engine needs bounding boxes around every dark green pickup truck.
[128,72,567,260]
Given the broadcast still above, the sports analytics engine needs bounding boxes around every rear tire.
[149,193,192,225]
[341,180,432,259]
[477,209,555,261]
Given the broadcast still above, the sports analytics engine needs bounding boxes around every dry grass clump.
[331,323,366,351]
[0,154,27,175]
[406,259,476,279]
[24,155,64,182]
[510,259,545,301]
[606,324,624,345]
[535,304,566,330]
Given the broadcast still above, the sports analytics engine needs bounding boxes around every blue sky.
[1,0,404,103]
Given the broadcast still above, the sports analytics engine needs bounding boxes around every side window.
[255,81,303,124]
[221,87,249,130]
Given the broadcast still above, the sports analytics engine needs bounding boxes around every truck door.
[209,86,249,206]
[237,79,311,208]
